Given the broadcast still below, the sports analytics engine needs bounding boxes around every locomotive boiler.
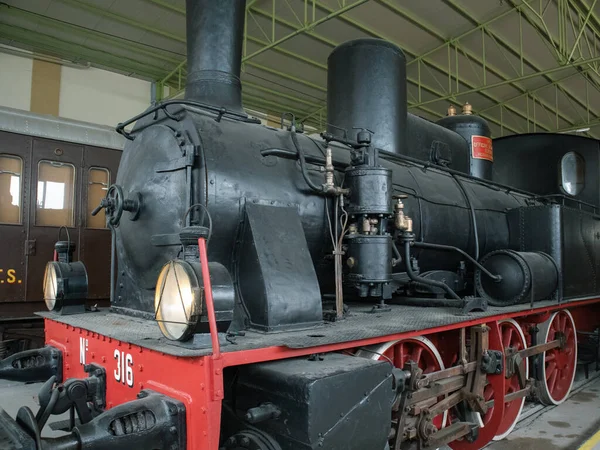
[1,1,599,449]
[106,2,559,336]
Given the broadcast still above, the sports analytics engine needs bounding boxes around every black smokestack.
[327,39,407,154]
[185,0,246,114]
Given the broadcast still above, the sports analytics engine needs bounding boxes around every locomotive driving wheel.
[480,319,529,440]
[535,310,577,405]
[356,336,448,446]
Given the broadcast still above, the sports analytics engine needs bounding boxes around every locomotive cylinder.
[185,0,246,114]
[345,167,393,215]
[475,250,558,306]
[327,39,407,154]
[437,103,493,180]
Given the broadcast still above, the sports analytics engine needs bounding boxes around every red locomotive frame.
[45,295,600,450]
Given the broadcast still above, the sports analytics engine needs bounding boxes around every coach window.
[0,155,22,224]
[36,160,76,227]
[560,151,585,196]
[87,167,110,229]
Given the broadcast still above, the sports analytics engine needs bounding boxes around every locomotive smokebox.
[185,0,246,114]
[327,39,407,153]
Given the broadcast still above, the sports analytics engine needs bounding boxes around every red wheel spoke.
[546,361,557,380]
[565,328,574,341]
[503,327,513,348]
[560,315,567,332]
[536,312,577,406]
[488,320,529,441]
[411,346,423,365]
[394,342,405,367]
[548,369,558,393]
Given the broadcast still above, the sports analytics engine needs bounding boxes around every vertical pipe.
[418,60,422,102]
[482,28,487,84]
[272,0,276,41]
[455,43,459,92]
[587,76,590,121]
[533,96,536,132]
[555,85,559,128]
[448,44,452,93]
[109,225,116,304]
[519,11,524,75]
[526,95,530,132]
[198,237,220,359]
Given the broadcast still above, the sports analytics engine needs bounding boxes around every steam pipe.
[451,173,480,260]
[291,131,324,194]
[411,241,501,282]
[109,224,116,305]
[403,241,462,301]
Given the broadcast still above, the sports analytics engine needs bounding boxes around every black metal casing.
[406,113,470,171]
[234,354,393,450]
[111,0,600,330]
[327,39,407,155]
[437,113,493,180]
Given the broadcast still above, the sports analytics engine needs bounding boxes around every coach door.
[80,146,120,303]
[0,131,31,310]
[26,139,83,303]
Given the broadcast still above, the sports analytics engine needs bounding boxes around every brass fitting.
[321,147,350,196]
[447,104,457,116]
[462,102,473,115]
[394,195,413,232]
[324,147,335,191]
[362,218,371,234]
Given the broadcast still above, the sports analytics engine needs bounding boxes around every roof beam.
[504,0,600,116]
[54,0,184,42]
[378,0,572,130]
[29,0,531,134]
[0,23,166,79]
[413,54,600,107]
[0,2,183,64]
[439,0,586,128]
[242,0,369,63]
[313,0,550,132]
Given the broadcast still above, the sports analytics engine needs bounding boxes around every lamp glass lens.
[43,263,59,310]
[155,260,198,340]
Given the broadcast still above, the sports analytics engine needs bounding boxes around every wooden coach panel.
[26,138,83,304]
[0,131,31,305]
[81,146,121,302]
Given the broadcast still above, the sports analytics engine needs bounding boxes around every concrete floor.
[1,369,600,448]
[488,369,600,450]
[0,378,69,439]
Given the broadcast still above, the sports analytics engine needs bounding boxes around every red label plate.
[471,135,493,161]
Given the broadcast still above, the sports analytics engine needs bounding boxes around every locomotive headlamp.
[43,261,88,314]
[43,240,88,314]
[154,260,202,341]
[43,262,59,310]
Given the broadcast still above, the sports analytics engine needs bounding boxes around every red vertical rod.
[53,250,58,262]
[198,237,220,359]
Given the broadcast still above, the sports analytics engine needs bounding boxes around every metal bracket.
[25,239,36,256]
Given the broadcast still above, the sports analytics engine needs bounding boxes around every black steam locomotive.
[1,1,598,449]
